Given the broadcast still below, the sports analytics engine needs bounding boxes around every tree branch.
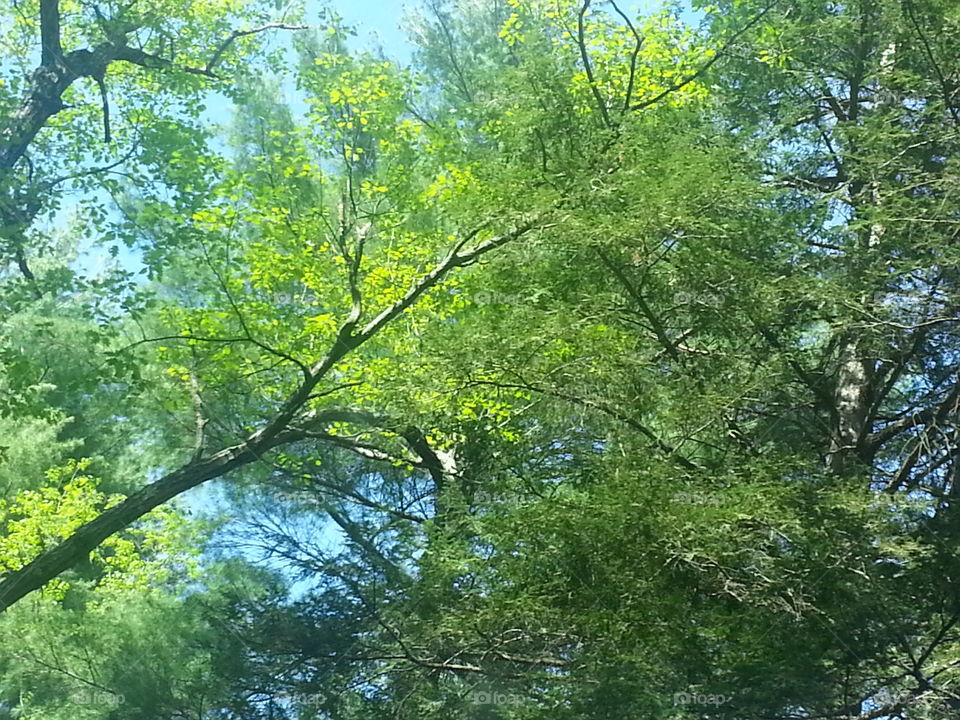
[95,74,111,143]
[576,1,613,128]
[904,0,960,126]
[867,379,960,452]
[0,219,543,614]
[39,0,62,65]
[468,377,702,471]
[608,0,643,113]
[597,247,680,362]
[202,23,308,76]
[0,24,306,176]
[629,0,782,113]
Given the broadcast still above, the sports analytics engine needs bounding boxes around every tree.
[0,0,720,614]
[207,1,960,717]
[2,0,959,718]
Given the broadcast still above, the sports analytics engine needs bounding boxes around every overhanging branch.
[39,0,62,65]
[0,218,544,614]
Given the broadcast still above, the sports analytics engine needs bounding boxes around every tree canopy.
[0,0,959,718]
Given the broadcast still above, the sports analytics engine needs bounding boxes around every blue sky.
[330,0,414,59]
[322,0,698,60]
[81,0,696,272]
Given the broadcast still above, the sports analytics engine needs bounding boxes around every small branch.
[468,377,702,471]
[326,506,409,584]
[904,0,960,126]
[355,219,541,341]
[293,408,455,488]
[334,193,364,337]
[306,381,365,402]
[576,1,613,128]
[293,471,427,523]
[630,0,782,112]
[95,74,111,143]
[426,0,474,102]
[609,0,644,113]
[881,380,960,493]
[188,373,207,462]
[202,23,308,75]
[817,82,848,123]
[770,175,845,193]
[751,316,834,411]
[297,430,416,468]
[596,248,680,361]
[10,650,118,696]
[196,236,313,381]
[112,44,220,78]
[867,379,960,451]
[10,238,42,299]
[39,148,137,189]
[117,24,309,79]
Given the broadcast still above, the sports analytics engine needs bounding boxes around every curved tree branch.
[0,219,544,614]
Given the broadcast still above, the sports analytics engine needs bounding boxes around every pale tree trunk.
[825,40,897,477]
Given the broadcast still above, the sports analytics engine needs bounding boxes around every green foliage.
[1,0,960,718]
